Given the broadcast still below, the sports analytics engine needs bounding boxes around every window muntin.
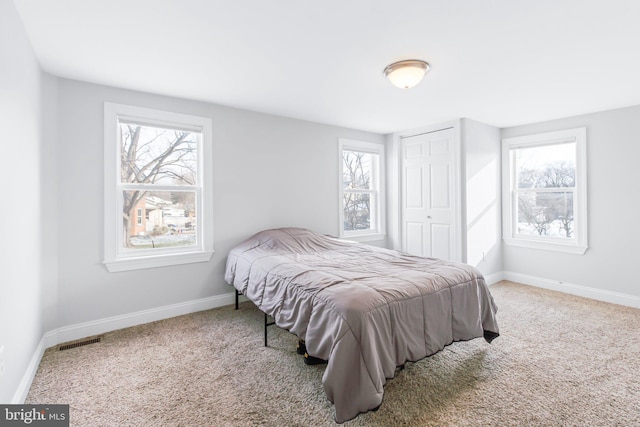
[104,103,213,272]
[502,128,587,254]
[339,140,385,240]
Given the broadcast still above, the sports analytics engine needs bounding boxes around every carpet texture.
[26,281,640,426]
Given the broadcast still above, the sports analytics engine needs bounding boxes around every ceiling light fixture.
[383,59,430,89]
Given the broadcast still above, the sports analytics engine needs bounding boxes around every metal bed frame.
[235,289,275,347]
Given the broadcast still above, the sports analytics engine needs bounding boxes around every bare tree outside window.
[515,144,576,238]
[120,123,198,249]
[342,151,373,231]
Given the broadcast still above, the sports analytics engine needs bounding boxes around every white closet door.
[401,128,457,260]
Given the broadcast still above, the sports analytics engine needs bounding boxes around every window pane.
[515,143,575,189]
[517,191,574,238]
[343,151,373,190]
[123,190,197,249]
[120,123,198,185]
[343,192,372,231]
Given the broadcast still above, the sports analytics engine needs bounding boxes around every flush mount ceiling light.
[383,59,430,89]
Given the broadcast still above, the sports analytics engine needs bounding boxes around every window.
[338,139,385,241]
[502,127,587,254]
[104,103,214,272]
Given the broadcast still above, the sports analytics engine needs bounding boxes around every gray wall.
[501,105,640,299]
[40,74,59,333]
[54,78,385,329]
[0,0,51,403]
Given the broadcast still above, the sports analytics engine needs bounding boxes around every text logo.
[1,405,69,426]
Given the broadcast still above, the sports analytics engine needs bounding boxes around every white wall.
[54,78,385,329]
[501,105,640,300]
[461,118,502,279]
[0,0,51,403]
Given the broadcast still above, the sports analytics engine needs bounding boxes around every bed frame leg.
[264,313,276,347]
[235,290,275,348]
[264,313,268,347]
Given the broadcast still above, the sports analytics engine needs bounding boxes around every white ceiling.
[12,0,640,134]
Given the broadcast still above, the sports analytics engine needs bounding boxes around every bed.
[224,227,499,423]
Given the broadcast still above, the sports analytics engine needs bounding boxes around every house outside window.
[104,103,214,272]
[338,139,385,241]
[502,127,587,254]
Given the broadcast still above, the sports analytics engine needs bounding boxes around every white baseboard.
[502,271,640,309]
[483,272,505,286]
[16,291,243,403]
[52,292,238,345]
[11,336,46,404]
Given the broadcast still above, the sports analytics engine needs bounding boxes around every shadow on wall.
[466,158,499,267]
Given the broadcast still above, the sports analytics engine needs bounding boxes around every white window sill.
[104,250,214,272]
[503,238,587,255]
[342,233,386,243]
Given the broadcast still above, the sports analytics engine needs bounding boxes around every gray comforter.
[224,228,499,423]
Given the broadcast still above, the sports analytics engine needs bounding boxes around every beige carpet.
[26,281,640,426]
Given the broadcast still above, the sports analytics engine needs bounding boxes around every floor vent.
[59,336,102,351]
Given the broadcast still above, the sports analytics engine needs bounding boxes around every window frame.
[501,127,588,254]
[104,103,214,272]
[338,138,386,242]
